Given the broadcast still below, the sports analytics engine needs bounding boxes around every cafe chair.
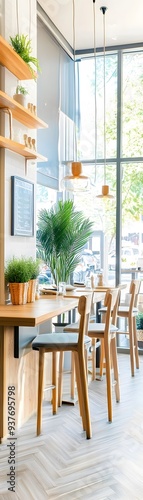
[32,295,92,439]
[95,286,121,378]
[89,288,113,380]
[64,289,120,422]
[87,288,120,422]
[99,280,141,377]
[117,279,141,377]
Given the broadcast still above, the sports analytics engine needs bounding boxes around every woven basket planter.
[137,329,143,341]
[27,279,37,303]
[9,282,29,305]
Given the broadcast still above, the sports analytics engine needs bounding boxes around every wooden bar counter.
[0,297,78,442]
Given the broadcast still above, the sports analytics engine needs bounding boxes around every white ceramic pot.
[13,93,26,107]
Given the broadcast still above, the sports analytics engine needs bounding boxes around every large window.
[122,52,143,157]
[79,54,117,161]
[73,48,143,348]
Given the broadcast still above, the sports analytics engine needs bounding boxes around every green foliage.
[10,34,41,78]
[36,200,93,285]
[136,312,143,330]
[5,257,32,283]
[16,85,28,95]
[27,258,40,279]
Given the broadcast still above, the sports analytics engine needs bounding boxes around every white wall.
[0,0,38,302]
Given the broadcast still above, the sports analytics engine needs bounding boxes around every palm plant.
[36,200,93,285]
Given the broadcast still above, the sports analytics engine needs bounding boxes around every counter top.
[0,297,78,327]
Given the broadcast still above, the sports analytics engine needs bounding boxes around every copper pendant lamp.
[96,6,114,199]
[61,161,90,192]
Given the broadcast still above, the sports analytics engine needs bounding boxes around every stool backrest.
[103,292,112,340]
[102,288,120,340]
[129,279,141,307]
[103,288,120,324]
[78,294,92,349]
[111,288,121,325]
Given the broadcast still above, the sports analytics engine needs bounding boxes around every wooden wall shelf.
[0,91,48,129]
[0,35,36,80]
[0,136,47,161]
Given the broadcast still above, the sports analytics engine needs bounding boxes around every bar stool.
[117,279,141,376]
[32,294,92,439]
[63,289,120,422]
[99,280,141,377]
[87,288,120,422]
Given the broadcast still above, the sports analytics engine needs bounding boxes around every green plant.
[36,200,93,285]
[10,34,41,78]
[5,257,31,283]
[136,311,143,330]
[16,85,29,95]
[27,258,40,280]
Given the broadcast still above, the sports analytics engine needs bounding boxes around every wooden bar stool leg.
[104,338,112,422]
[91,338,96,380]
[77,350,92,439]
[52,352,57,414]
[58,351,64,407]
[37,348,45,436]
[100,339,105,377]
[71,352,75,399]
[74,352,86,429]
[84,348,88,377]
[133,316,139,369]
[128,317,135,376]
[110,336,120,402]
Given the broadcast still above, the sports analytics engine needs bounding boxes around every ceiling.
[38,0,143,52]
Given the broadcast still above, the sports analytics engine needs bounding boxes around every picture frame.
[11,176,34,237]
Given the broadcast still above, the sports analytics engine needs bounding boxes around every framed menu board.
[11,176,34,236]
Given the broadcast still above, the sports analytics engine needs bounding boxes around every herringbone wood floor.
[0,354,143,499]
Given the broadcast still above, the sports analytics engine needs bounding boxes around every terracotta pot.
[27,279,37,303]
[9,282,28,305]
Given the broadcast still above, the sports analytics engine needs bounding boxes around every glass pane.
[79,54,117,161]
[122,51,143,157]
[36,185,57,285]
[73,163,116,286]
[120,162,143,347]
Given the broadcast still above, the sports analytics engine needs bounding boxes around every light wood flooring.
[0,354,143,499]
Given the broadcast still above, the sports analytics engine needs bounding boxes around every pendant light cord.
[93,0,97,184]
[73,0,77,161]
[29,0,31,40]
[16,0,19,35]
[101,6,107,185]
[16,0,31,39]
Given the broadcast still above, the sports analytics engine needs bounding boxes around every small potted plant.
[5,257,31,305]
[27,258,40,303]
[13,84,29,107]
[136,311,143,348]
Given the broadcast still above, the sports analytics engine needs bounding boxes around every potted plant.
[5,257,31,305]
[10,34,41,79]
[27,258,40,303]
[13,84,29,107]
[136,311,143,348]
[37,200,93,372]
[36,200,93,287]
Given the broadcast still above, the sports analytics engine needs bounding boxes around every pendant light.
[93,0,97,186]
[61,0,90,192]
[96,6,114,199]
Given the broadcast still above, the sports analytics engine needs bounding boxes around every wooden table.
[0,296,78,442]
[0,297,78,327]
